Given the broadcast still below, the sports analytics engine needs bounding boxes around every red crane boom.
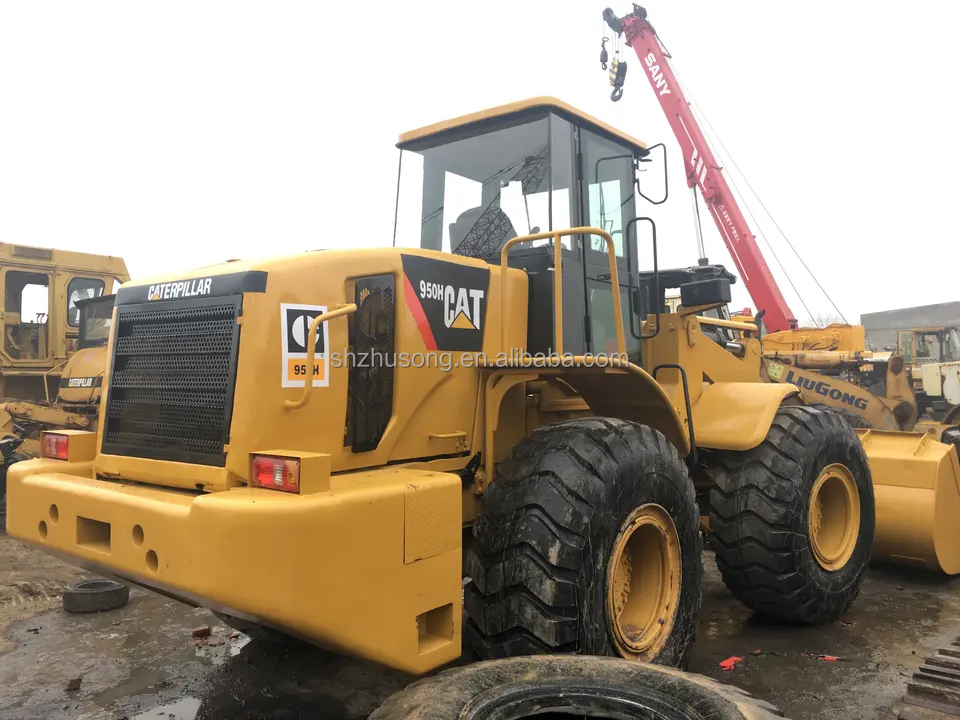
[603,5,799,332]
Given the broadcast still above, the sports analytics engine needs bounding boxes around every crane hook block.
[600,37,609,70]
[609,57,627,102]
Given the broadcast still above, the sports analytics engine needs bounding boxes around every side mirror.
[636,143,668,206]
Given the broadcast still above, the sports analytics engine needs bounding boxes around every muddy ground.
[1,533,959,720]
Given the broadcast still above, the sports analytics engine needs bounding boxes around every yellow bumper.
[6,461,463,674]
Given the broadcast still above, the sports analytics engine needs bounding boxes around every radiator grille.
[102,296,242,465]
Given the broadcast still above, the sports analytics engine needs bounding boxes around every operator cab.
[394,97,730,361]
[75,294,115,350]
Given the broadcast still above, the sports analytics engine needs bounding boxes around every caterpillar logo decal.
[59,376,102,389]
[148,277,213,301]
[280,303,329,388]
[401,255,488,352]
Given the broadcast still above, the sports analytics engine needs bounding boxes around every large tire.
[464,418,701,668]
[0,451,29,521]
[708,405,874,624]
[806,402,871,429]
[370,656,784,720]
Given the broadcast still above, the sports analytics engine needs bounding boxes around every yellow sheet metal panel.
[404,474,462,564]
[859,429,960,575]
[6,465,463,673]
[93,246,531,490]
[397,97,648,154]
[692,383,797,451]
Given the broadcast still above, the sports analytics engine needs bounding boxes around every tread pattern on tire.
[805,402,872,429]
[708,405,874,624]
[369,656,785,720]
[465,417,701,667]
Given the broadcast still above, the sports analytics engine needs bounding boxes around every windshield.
[78,295,114,349]
[945,329,960,362]
[394,114,574,258]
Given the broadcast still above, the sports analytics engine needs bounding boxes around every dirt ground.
[1,533,959,720]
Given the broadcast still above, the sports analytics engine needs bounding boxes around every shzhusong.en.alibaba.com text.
[328,349,630,373]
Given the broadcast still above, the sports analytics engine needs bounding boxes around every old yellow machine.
[0,242,128,402]
[6,98,958,676]
[0,294,116,456]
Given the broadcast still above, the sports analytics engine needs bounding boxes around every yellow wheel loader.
[0,242,128,402]
[3,98,946,676]
[0,245,127,518]
[0,294,116,455]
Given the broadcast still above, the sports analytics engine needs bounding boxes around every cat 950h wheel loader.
[6,97,952,676]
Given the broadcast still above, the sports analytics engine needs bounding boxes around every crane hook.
[609,54,627,102]
[600,37,609,70]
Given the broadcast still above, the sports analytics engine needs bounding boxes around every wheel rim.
[808,463,861,571]
[606,504,681,660]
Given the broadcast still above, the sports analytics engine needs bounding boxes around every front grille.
[102,296,242,466]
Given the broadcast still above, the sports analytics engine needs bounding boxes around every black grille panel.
[346,275,395,453]
[102,296,242,466]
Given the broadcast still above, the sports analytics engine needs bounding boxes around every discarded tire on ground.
[465,417,702,667]
[709,405,875,624]
[62,578,130,613]
[370,655,785,720]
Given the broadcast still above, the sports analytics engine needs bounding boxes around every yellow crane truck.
[7,99,959,675]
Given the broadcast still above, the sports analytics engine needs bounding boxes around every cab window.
[4,271,51,360]
[580,129,637,257]
[898,331,916,362]
[67,278,105,326]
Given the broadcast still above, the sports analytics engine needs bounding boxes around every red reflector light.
[251,455,300,493]
[41,433,69,460]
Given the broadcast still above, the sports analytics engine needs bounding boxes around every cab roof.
[397,96,648,156]
[0,242,129,279]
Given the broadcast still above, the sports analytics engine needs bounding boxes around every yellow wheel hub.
[607,504,681,660]
[808,463,860,572]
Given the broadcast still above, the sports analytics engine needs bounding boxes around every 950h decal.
[401,254,489,352]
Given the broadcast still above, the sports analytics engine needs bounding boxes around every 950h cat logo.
[401,255,489,352]
[280,303,329,388]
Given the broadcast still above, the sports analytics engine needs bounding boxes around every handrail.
[43,357,70,404]
[696,316,758,333]
[499,227,625,357]
[284,303,357,410]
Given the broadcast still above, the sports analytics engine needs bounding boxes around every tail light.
[251,455,300,494]
[41,433,70,460]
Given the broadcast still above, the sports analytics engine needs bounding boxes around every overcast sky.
[1,1,955,325]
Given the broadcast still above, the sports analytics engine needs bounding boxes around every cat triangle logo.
[451,311,477,330]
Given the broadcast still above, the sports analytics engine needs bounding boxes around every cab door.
[577,126,642,360]
[898,331,916,363]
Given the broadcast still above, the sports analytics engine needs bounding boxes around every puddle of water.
[132,697,201,720]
